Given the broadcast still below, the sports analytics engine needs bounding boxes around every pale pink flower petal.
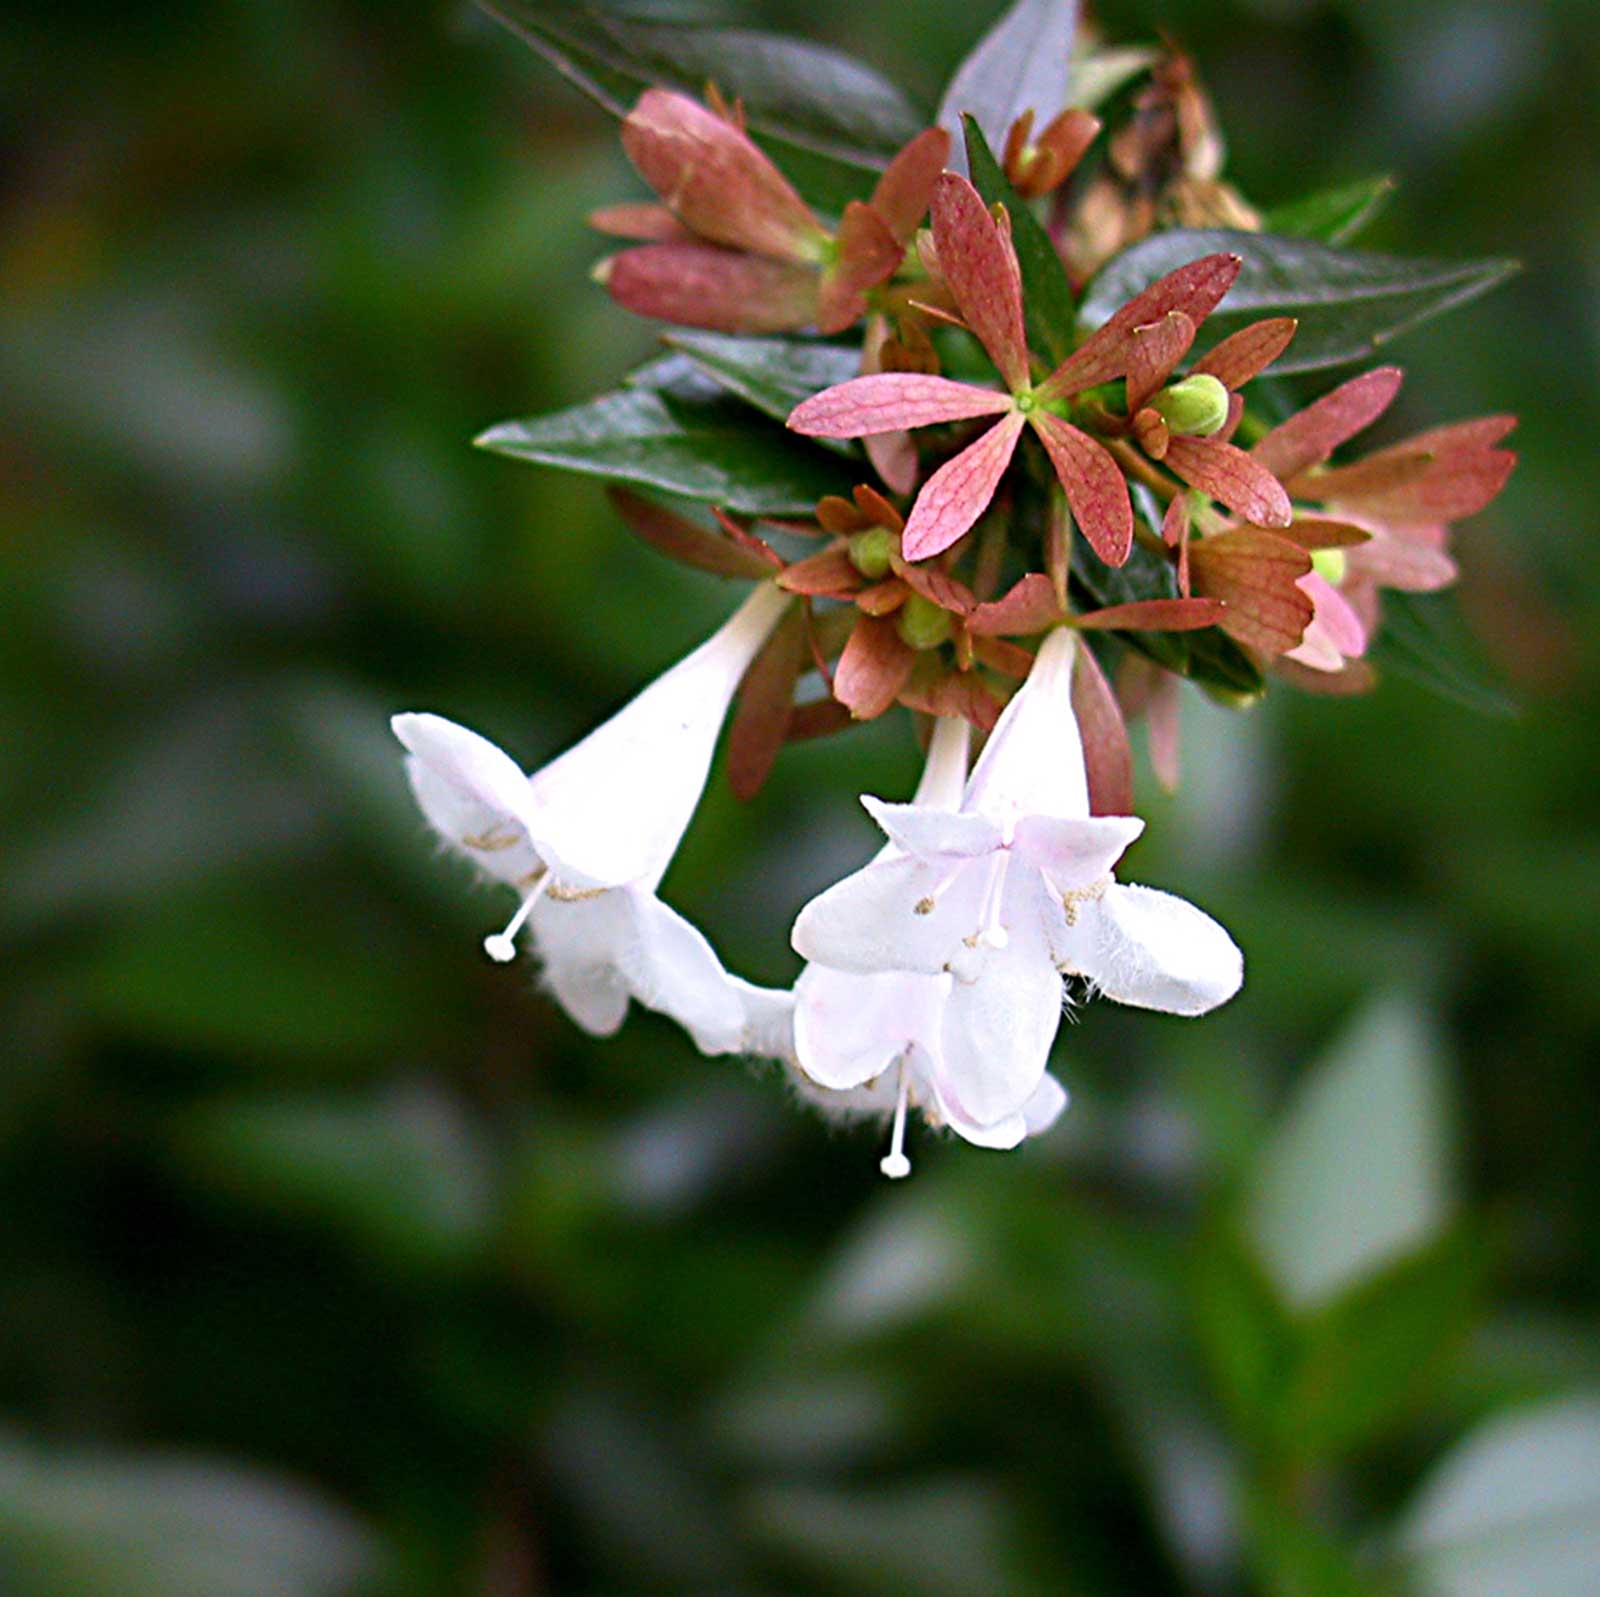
[1057,883,1242,1016]
[1010,814,1145,881]
[1297,571,1368,658]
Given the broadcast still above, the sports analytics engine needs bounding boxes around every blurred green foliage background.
[2,1,1598,1593]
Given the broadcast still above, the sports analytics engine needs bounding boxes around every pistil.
[880,1056,912,1179]
[484,872,551,962]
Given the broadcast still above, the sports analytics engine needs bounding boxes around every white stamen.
[975,849,1011,949]
[879,1057,912,1179]
[483,874,550,962]
[912,858,968,918]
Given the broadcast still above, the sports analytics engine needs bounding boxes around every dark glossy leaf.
[663,330,861,427]
[1081,230,1518,374]
[477,384,856,514]
[1284,1226,1488,1460]
[1265,175,1397,246]
[1370,590,1517,717]
[477,0,925,211]
[938,0,1080,170]
[962,115,1079,367]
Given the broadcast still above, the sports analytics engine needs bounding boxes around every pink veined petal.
[602,244,817,334]
[965,573,1065,637]
[870,127,951,243]
[788,373,1012,439]
[930,172,1030,391]
[1252,366,1404,481]
[1069,637,1135,819]
[1191,316,1299,390]
[1028,412,1135,567]
[1039,253,1242,399]
[1164,435,1293,527]
[902,410,1027,561]
[834,614,916,720]
[1125,310,1197,413]
[1298,572,1368,658]
[1334,449,1516,523]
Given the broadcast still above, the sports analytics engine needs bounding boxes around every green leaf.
[938,0,1081,163]
[962,115,1079,367]
[1248,993,1456,1312]
[1191,1215,1297,1442]
[1285,1227,1488,1459]
[477,383,857,514]
[1265,176,1397,246]
[1081,230,1519,374]
[1370,590,1517,718]
[663,330,861,428]
[1397,1395,1600,1597]
[476,0,925,212]
[1243,1491,1383,1597]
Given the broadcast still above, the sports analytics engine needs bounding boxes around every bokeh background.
[3,0,1597,1593]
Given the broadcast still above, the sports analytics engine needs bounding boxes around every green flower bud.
[848,527,896,580]
[1310,547,1348,585]
[895,593,952,651]
[1150,373,1231,438]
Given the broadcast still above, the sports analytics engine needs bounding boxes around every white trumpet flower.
[792,629,1242,1137]
[394,581,790,1049]
[786,715,1069,1174]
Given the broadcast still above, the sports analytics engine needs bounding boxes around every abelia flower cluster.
[400,19,1516,1175]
